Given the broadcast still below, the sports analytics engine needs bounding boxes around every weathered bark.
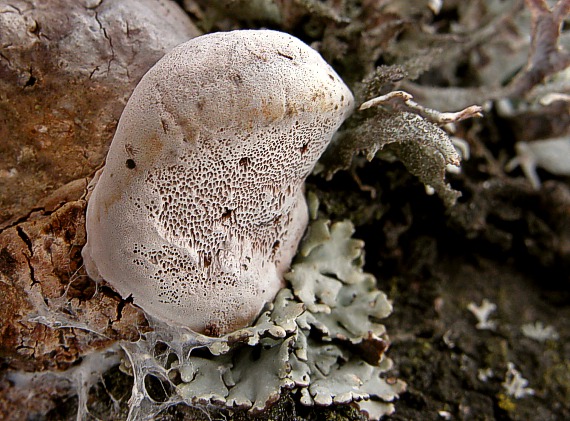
[0,0,200,226]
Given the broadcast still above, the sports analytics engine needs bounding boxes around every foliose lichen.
[117,208,405,420]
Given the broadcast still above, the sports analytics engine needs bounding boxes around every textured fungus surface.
[83,30,354,335]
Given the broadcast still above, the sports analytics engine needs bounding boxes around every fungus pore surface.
[82,30,354,335]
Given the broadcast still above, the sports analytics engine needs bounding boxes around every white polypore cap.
[82,30,354,335]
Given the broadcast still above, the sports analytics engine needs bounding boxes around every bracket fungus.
[83,30,354,335]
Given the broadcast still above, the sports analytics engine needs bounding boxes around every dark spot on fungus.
[230,72,242,85]
[204,323,221,337]
[272,240,280,254]
[204,253,212,268]
[160,118,169,134]
[222,208,233,220]
[239,157,251,168]
[126,159,136,169]
[277,51,293,60]
[125,143,135,155]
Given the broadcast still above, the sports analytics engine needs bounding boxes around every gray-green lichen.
[316,79,484,208]
[319,106,465,207]
[118,211,404,420]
